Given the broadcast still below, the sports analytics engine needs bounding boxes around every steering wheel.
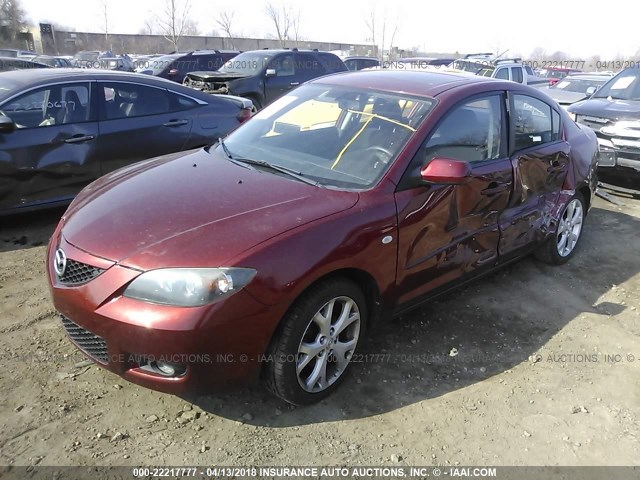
[364,145,394,165]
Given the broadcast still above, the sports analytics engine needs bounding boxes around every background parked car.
[23,55,74,68]
[568,67,640,187]
[72,50,113,68]
[0,69,254,214]
[473,59,547,85]
[538,67,583,85]
[183,49,347,109]
[343,56,380,71]
[395,57,455,68]
[544,73,613,108]
[135,50,239,83]
[0,48,36,58]
[0,57,50,72]
[99,57,135,72]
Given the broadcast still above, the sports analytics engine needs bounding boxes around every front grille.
[58,259,104,286]
[576,115,611,131]
[61,315,109,364]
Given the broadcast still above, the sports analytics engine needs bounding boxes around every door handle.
[481,182,509,196]
[163,119,189,127]
[64,134,95,144]
[289,82,300,87]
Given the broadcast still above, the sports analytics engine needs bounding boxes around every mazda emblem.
[54,249,67,277]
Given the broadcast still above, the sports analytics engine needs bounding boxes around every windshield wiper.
[217,138,254,170]
[233,157,321,187]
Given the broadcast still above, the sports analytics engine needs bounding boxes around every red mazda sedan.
[47,70,598,405]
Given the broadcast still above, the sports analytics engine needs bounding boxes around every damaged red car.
[47,70,598,405]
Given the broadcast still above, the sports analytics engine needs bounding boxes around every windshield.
[554,77,607,93]
[477,66,495,77]
[0,78,17,102]
[218,52,273,74]
[74,52,99,61]
[219,84,435,190]
[593,69,640,100]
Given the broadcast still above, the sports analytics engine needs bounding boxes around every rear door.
[0,81,100,211]
[499,93,569,259]
[394,93,513,305]
[96,81,195,174]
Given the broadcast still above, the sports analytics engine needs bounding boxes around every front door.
[0,81,100,211]
[395,93,513,305]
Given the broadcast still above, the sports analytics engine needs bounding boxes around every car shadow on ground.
[0,207,65,253]
[191,204,640,426]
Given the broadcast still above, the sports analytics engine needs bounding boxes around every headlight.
[124,268,257,307]
[600,124,616,136]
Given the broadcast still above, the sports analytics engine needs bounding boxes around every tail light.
[237,107,254,123]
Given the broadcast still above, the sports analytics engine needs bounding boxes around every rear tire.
[264,278,366,406]
[534,192,586,265]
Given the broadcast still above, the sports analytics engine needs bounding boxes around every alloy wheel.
[296,296,361,393]
[556,198,584,257]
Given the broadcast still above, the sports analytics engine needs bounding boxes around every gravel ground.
[0,194,639,467]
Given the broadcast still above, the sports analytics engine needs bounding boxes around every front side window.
[422,95,504,164]
[220,84,434,189]
[102,82,178,120]
[270,54,295,77]
[1,82,91,128]
[513,94,556,150]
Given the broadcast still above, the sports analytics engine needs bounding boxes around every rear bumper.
[47,228,287,395]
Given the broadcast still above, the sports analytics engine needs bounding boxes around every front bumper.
[46,229,287,395]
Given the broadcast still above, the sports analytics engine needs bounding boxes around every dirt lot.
[1,194,639,467]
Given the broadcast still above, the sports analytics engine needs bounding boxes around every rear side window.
[318,53,347,72]
[102,82,191,120]
[513,94,555,150]
[296,53,325,75]
[512,67,523,83]
[422,95,504,164]
[494,68,509,80]
[552,109,561,141]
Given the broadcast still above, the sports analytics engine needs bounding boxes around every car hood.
[546,89,587,105]
[185,71,253,82]
[569,97,640,120]
[62,148,359,270]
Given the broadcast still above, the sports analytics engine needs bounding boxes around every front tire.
[535,192,586,265]
[264,278,366,405]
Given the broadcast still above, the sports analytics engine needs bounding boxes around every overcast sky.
[19,0,640,58]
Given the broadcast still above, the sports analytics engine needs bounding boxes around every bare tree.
[154,0,193,51]
[139,18,155,35]
[183,18,200,36]
[99,0,110,48]
[364,8,398,62]
[529,47,547,61]
[216,10,234,38]
[291,9,302,45]
[364,9,376,58]
[265,2,291,48]
[0,0,27,44]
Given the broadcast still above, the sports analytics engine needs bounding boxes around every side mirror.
[585,86,597,96]
[420,157,472,185]
[0,116,16,134]
[265,68,277,77]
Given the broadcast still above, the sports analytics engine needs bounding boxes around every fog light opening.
[137,356,187,378]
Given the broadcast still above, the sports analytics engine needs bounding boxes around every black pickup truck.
[183,49,346,109]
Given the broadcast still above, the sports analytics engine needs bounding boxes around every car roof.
[311,69,498,97]
[0,68,216,102]
[344,56,379,61]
